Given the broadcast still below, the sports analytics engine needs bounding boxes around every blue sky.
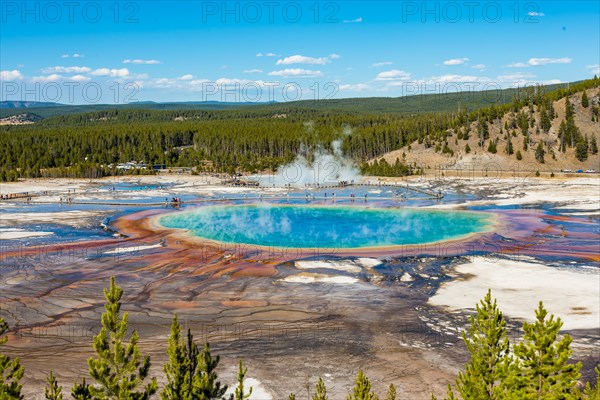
[1,1,599,104]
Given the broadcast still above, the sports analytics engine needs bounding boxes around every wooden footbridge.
[0,181,443,208]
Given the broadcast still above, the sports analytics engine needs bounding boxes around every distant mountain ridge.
[0,100,277,118]
[0,101,64,109]
[0,80,586,119]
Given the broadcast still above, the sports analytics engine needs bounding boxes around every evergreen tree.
[346,370,378,400]
[288,394,296,400]
[448,290,512,400]
[386,383,396,400]
[517,111,530,136]
[582,91,589,108]
[540,108,551,133]
[186,328,200,395]
[84,277,158,399]
[581,365,599,400]
[313,377,328,400]
[44,371,63,400]
[565,97,574,120]
[465,144,471,154]
[506,137,514,155]
[511,302,581,399]
[590,136,598,155]
[576,137,589,161]
[479,121,489,147]
[192,342,228,399]
[0,314,24,399]
[516,150,522,161]
[231,360,252,400]
[548,101,556,120]
[70,378,92,400]
[162,315,191,400]
[592,106,600,122]
[487,140,497,154]
[559,120,568,152]
[535,142,545,163]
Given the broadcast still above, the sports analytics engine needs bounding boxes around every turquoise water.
[159,205,493,249]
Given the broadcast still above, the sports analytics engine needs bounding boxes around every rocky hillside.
[378,87,600,173]
[0,112,43,125]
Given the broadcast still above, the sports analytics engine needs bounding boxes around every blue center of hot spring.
[159,205,493,249]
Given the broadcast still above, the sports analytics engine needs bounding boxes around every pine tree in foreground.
[231,360,252,400]
[70,378,92,399]
[44,371,63,400]
[446,290,512,400]
[193,342,228,399]
[186,328,200,395]
[288,394,296,400]
[511,302,581,399]
[162,315,191,400]
[313,376,328,400]
[386,383,396,400]
[0,313,24,399]
[347,370,378,400]
[76,277,158,399]
[581,365,600,400]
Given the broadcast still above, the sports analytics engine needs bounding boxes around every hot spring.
[158,205,494,249]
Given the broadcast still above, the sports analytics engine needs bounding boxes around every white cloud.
[268,68,324,78]
[243,69,263,74]
[375,69,411,81]
[472,64,487,71]
[42,66,91,74]
[527,11,545,16]
[61,53,84,59]
[443,57,469,66]
[69,74,91,82]
[508,57,572,67]
[421,74,488,84]
[90,68,130,77]
[0,70,23,80]
[586,64,600,75]
[153,78,178,87]
[123,59,161,65]
[31,74,63,83]
[215,78,248,85]
[496,72,536,83]
[150,76,280,91]
[339,83,370,91]
[540,79,561,84]
[528,57,571,66]
[189,79,210,86]
[276,54,339,65]
[372,61,393,67]
[343,17,363,23]
[256,52,277,57]
[178,74,194,81]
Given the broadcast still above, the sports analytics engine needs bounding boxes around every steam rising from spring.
[262,125,362,187]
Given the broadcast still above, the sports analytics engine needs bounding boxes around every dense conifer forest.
[1,78,598,181]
